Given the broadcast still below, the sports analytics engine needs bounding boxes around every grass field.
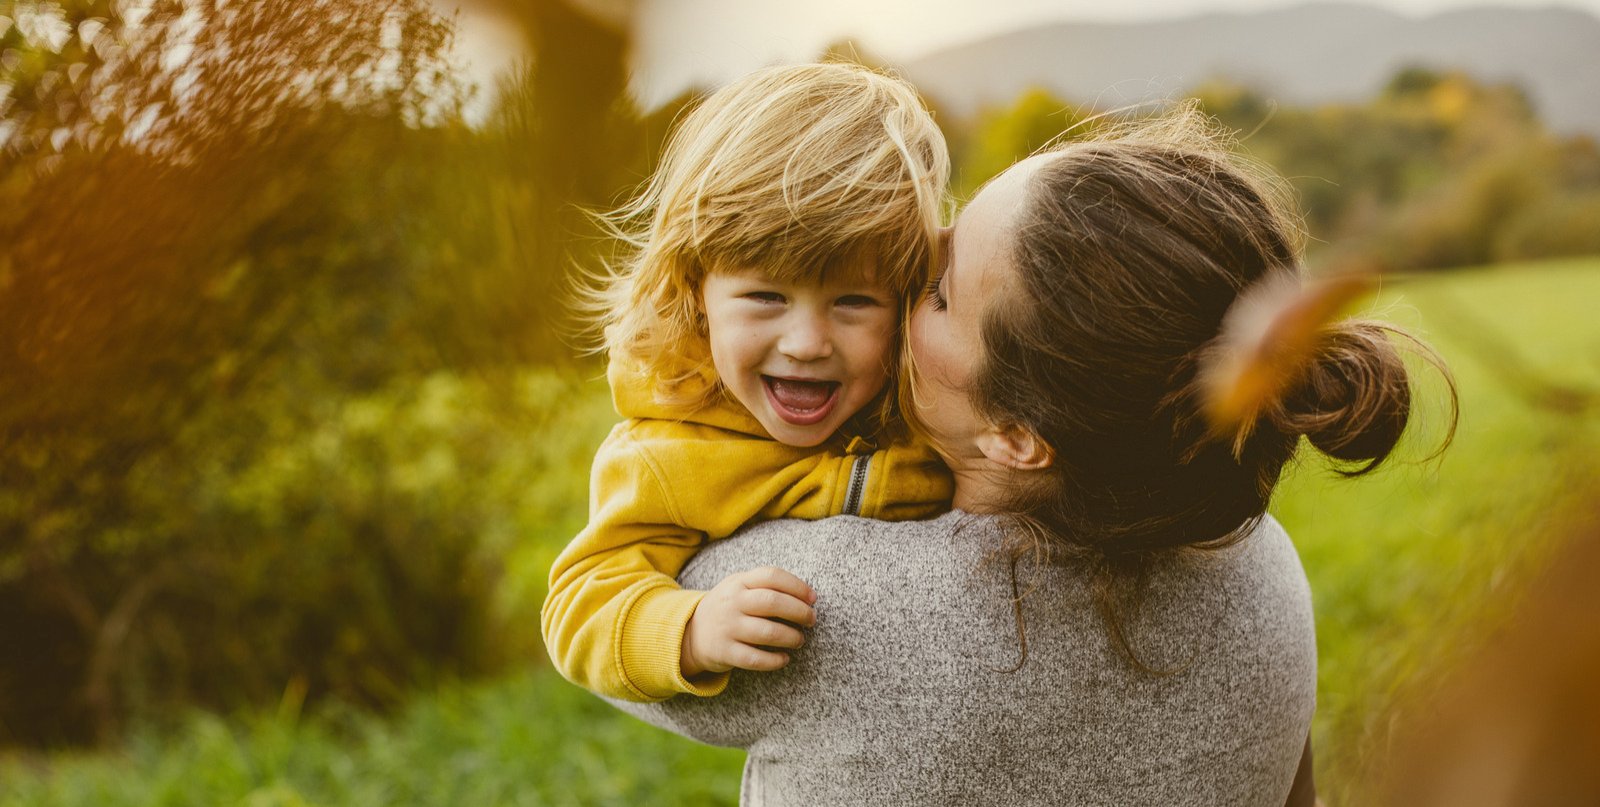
[4,257,1597,806]
[1274,256,1600,802]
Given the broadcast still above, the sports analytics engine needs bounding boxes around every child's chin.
[763,415,833,447]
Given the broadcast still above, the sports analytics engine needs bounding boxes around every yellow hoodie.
[541,351,953,702]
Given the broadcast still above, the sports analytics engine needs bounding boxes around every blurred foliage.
[951,87,1095,199]
[1375,505,1600,807]
[0,666,743,806]
[0,367,616,742]
[945,67,1600,270]
[0,0,662,746]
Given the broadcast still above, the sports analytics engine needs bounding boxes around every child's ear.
[975,423,1054,471]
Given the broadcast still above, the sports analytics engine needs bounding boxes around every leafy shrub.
[956,87,1093,198]
[0,0,639,745]
[1498,191,1600,261]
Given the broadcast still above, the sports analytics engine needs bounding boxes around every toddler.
[542,63,953,702]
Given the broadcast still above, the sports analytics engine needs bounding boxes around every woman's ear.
[976,424,1054,470]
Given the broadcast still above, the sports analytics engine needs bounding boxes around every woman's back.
[612,511,1316,806]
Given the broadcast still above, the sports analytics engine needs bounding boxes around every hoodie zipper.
[842,453,872,517]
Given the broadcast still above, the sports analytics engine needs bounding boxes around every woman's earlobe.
[977,424,1054,470]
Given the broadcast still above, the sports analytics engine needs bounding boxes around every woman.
[610,107,1445,806]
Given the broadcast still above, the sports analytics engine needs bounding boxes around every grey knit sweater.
[609,511,1316,806]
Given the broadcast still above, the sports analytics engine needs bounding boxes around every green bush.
[0,0,640,746]
[1497,191,1600,261]
[955,87,1093,198]
[0,364,617,746]
[1381,148,1554,270]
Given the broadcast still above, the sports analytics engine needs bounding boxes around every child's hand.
[680,566,817,679]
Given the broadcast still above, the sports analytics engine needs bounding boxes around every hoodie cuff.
[618,585,731,700]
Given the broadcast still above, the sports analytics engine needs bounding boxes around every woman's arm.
[602,688,764,750]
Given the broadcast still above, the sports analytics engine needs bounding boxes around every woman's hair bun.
[1273,319,1413,470]
[1197,270,1451,475]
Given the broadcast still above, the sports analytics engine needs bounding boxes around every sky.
[436,0,1600,114]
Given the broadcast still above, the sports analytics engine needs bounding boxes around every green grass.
[0,672,743,807]
[4,257,1597,806]
[1272,256,1600,804]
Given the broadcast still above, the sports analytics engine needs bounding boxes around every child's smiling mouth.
[762,376,841,426]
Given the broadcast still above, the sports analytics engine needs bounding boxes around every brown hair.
[965,105,1456,666]
[579,62,948,409]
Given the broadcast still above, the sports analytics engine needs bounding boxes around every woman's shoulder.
[1131,514,1314,666]
[1201,514,1306,587]
[679,511,979,592]
[1190,514,1312,620]
[684,511,1307,596]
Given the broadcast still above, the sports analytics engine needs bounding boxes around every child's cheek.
[877,306,902,370]
[867,325,899,395]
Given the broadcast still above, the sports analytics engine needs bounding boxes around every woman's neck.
[948,460,1018,514]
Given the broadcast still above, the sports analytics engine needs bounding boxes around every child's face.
[700,259,898,447]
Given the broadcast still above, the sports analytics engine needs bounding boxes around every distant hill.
[900,2,1600,136]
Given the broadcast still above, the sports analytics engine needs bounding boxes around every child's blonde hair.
[583,62,949,408]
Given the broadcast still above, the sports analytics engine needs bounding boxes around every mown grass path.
[5,257,1597,806]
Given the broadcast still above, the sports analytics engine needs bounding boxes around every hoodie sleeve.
[541,423,726,702]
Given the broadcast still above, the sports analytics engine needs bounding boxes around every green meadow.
[4,257,1597,806]
[1277,256,1600,802]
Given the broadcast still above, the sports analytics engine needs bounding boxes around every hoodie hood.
[607,346,771,438]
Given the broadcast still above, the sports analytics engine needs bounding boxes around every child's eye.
[922,276,947,311]
[743,291,786,304]
[836,294,880,308]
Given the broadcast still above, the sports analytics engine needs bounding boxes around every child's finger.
[735,586,816,626]
[737,566,817,605]
[730,615,806,650]
[721,641,792,672]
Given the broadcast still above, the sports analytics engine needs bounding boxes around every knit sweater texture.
[610,511,1317,806]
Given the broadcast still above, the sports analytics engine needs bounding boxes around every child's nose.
[777,315,832,362]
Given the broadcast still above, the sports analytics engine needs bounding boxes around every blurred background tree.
[952,87,1091,198]
[939,66,1600,271]
[0,0,652,746]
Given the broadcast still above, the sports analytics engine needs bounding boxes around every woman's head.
[910,104,1449,570]
[588,62,948,410]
